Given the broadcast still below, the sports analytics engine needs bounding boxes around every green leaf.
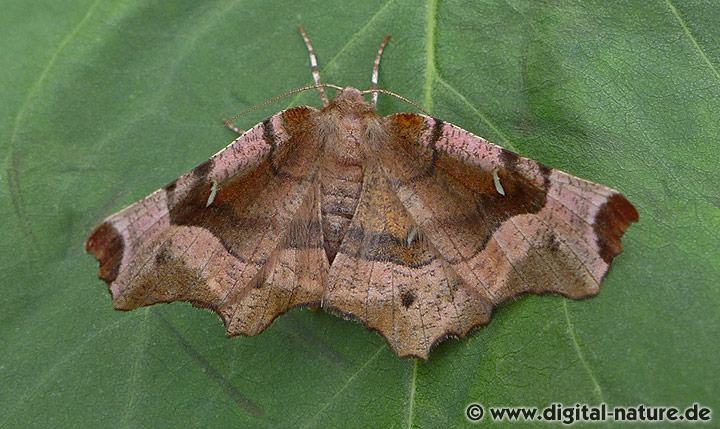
[2,0,718,427]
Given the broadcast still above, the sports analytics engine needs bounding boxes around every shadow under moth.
[86,27,638,359]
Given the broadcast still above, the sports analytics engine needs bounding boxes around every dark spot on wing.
[262,118,280,175]
[548,232,560,253]
[164,179,177,193]
[500,148,519,171]
[401,291,416,308]
[155,241,173,265]
[539,163,552,188]
[193,158,214,180]
[423,119,444,176]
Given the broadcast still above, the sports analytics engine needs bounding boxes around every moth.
[86,28,638,359]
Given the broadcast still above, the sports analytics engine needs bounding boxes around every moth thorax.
[324,117,366,164]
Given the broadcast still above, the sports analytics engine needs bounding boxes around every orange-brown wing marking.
[324,167,493,358]
[374,113,638,307]
[86,106,327,336]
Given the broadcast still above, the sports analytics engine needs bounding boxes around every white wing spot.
[206,179,219,207]
[493,169,506,196]
[406,227,418,245]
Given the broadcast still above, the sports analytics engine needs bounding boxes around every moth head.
[338,87,364,101]
[327,87,375,115]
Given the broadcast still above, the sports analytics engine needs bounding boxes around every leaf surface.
[1,1,718,427]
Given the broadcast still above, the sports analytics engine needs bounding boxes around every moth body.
[318,87,380,262]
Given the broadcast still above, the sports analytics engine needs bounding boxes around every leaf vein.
[665,0,720,82]
[422,0,438,111]
[405,359,418,429]
[3,0,103,250]
[562,299,605,403]
[299,346,384,429]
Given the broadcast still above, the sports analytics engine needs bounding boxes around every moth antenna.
[362,88,430,116]
[225,83,343,123]
[370,35,392,107]
[299,25,330,106]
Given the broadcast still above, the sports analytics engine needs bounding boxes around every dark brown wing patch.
[594,193,639,264]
